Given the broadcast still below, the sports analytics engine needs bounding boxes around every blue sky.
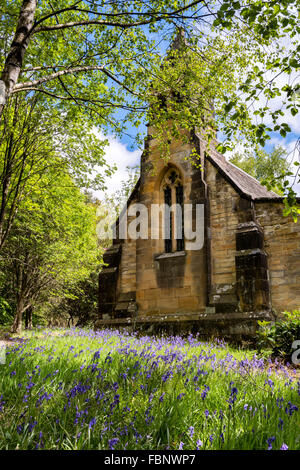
[90,21,300,200]
[92,27,300,199]
[93,115,300,200]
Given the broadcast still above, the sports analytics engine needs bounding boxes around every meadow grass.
[0,327,299,450]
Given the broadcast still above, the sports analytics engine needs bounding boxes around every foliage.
[97,165,140,244]
[0,165,101,332]
[0,1,299,161]
[257,310,300,362]
[0,296,12,325]
[103,165,140,215]
[48,272,99,328]
[0,328,299,450]
[228,145,290,195]
[0,94,115,250]
[0,1,299,327]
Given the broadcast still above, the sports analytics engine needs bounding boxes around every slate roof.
[127,151,281,204]
[124,137,297,204]
[206,148,281,201]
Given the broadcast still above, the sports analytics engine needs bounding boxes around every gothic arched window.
[161,167,184,253]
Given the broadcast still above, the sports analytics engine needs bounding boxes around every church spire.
[170,27,186,52]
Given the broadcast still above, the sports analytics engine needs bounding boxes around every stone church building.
[97,120,300,338]
[98,27,300,340]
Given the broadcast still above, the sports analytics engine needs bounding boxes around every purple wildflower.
[285,402,298,416]
[267,436,275,450]
[108,438,119,450]
[159,393,165,402]
[228,387,238,410]
[201,385,210,400]
[89,418,96,429]
[177,393,185,400]
[196,439,203,449]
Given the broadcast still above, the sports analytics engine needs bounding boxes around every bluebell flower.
[228,387,238,409]
[196,439,203,449]
[267,436,275,450]
[177,393,186,400]
[89,418,96,429]
[17,424,23,435]
[108,438,119,450]
[285,402,298,416]
[201,385,210,400]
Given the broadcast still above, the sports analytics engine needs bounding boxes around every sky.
[92,129,142,200]
[93,114,300,201]
[92,30,300,201]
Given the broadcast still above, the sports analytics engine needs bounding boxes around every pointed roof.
[125,145,284,204]
[206,147,281,200]
[170,27,187,52]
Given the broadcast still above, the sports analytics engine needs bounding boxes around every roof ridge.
[206,149,279,199]
[224,157,279,197]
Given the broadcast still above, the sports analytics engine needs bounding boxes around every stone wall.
[255,202,300,314]
[134,129,207,316]
[205,158,239,312]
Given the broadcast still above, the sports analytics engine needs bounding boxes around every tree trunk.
[11,298,25,334]
[0,0,37,118]
[25,306,33,329]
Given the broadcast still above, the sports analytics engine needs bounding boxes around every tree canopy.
[0,93,115,250]
[0,0,298,148]
[229,145,291,195]
[0,162,100,332]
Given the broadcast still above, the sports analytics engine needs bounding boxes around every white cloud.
[92,131,300,201]
[92,130,141,200]
[283,139,300,196]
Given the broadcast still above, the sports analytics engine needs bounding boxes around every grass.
[0,327,299,450]
[0,325,13,340]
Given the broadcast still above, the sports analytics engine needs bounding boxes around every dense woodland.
[0,0,299,332]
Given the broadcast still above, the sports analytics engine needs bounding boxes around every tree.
[0,0,212,120]
[0,93,115,250]
[97,165,140,244]
[228,145,290,194]
[104,164,140,215]
[229,143,300,219]
[0,164,100,333]
[47,271,99,328]
[0,0,299,216]
[0,1,298,145]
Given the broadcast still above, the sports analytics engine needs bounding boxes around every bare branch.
[31,1,206,33]
[12,65,140,97]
